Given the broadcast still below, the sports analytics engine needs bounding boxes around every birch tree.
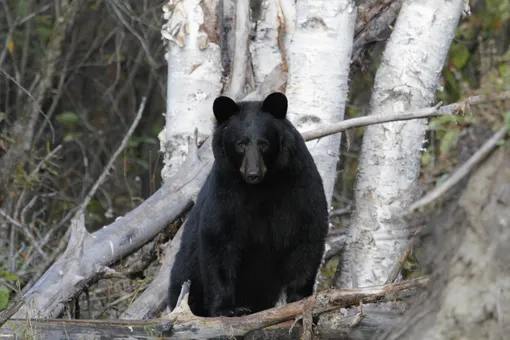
[159,0,222,180]
[283,0,356,206]
[336,0,465,289]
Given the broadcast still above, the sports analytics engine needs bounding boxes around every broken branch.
[409,126,508,212]
[2,277,428,339]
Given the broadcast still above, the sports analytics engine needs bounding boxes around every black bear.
[168,92,329,317]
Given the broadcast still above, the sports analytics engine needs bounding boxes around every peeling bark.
[160,0,222,180]
[249,0,285,89]
[336,0,465,289]
[283,0,357,207]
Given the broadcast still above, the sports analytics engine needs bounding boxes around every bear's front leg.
[283,242,325,304]
[200,230,250,317]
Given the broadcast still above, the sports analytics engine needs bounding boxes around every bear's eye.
[259,141,269,151]
[236,142,246,152]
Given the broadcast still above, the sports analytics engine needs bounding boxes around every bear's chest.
[229,190,300,248]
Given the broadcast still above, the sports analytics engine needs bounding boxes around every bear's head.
[212,92,291,185]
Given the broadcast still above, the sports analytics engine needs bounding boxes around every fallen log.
[1,277,427,339]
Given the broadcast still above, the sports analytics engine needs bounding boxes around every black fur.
[168,92,329,317]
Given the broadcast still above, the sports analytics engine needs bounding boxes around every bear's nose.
[246,171,262,184]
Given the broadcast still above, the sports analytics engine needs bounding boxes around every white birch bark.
[282,0,357,207]
[336,0,465,289]
[160,0,222,181]
[249,0,284,89]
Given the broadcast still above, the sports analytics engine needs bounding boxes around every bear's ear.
[213,96,239,124]
[262,92,288,119]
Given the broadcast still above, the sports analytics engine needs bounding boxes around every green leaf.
[56,111,80,127]
[151,123,164,137]
[14,0,29,18]
[0,271,20,282]
[504,111,510,131]
[429,115,457,131]
[450,44,470,69]
[0,286,10,310]
[86,200,103,215]
[440,129,459,156]
[499,63,510,78]
[128,136,158,148]
[421,150,432,166]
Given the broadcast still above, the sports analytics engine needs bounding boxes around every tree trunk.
[160,0,222,181]
[336,0,465,289]
[282,0,357,206]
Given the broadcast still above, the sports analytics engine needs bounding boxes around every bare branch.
[0,208,47,260]
[13,137,210,318]
[408,126,508,212]
[385,226,423,284]
[0,0,82,189]
[302,90,510,141]
[108,0,157,66]
[80,96,147,212]
[2,278,428,339]
[120,220,187,319]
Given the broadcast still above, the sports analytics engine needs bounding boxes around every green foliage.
[14,0,29,18]
[56,111,80,128]
[485,0,510,22]
[504,111,510,131]
[151,123,164,137]
[422,114,474,175]
[439,129,460,157]
[33,16,53,40]
[127,136,158,149]
[0,286,9,310]
[0,270,22,310]
[428,114,473,131]
[499,61,510,80]
[449,43,470,69]
[439,0,510,104]
[86,200,105,225]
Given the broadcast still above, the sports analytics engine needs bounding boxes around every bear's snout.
[240,146,267,184]
[245,170,263,184]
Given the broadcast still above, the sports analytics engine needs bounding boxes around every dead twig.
[0,299,24,328]
[409,126,508,212]
[0,208,47,260]
[80,96,147,212]
[301,294,316,340]
[385,226,424,284]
